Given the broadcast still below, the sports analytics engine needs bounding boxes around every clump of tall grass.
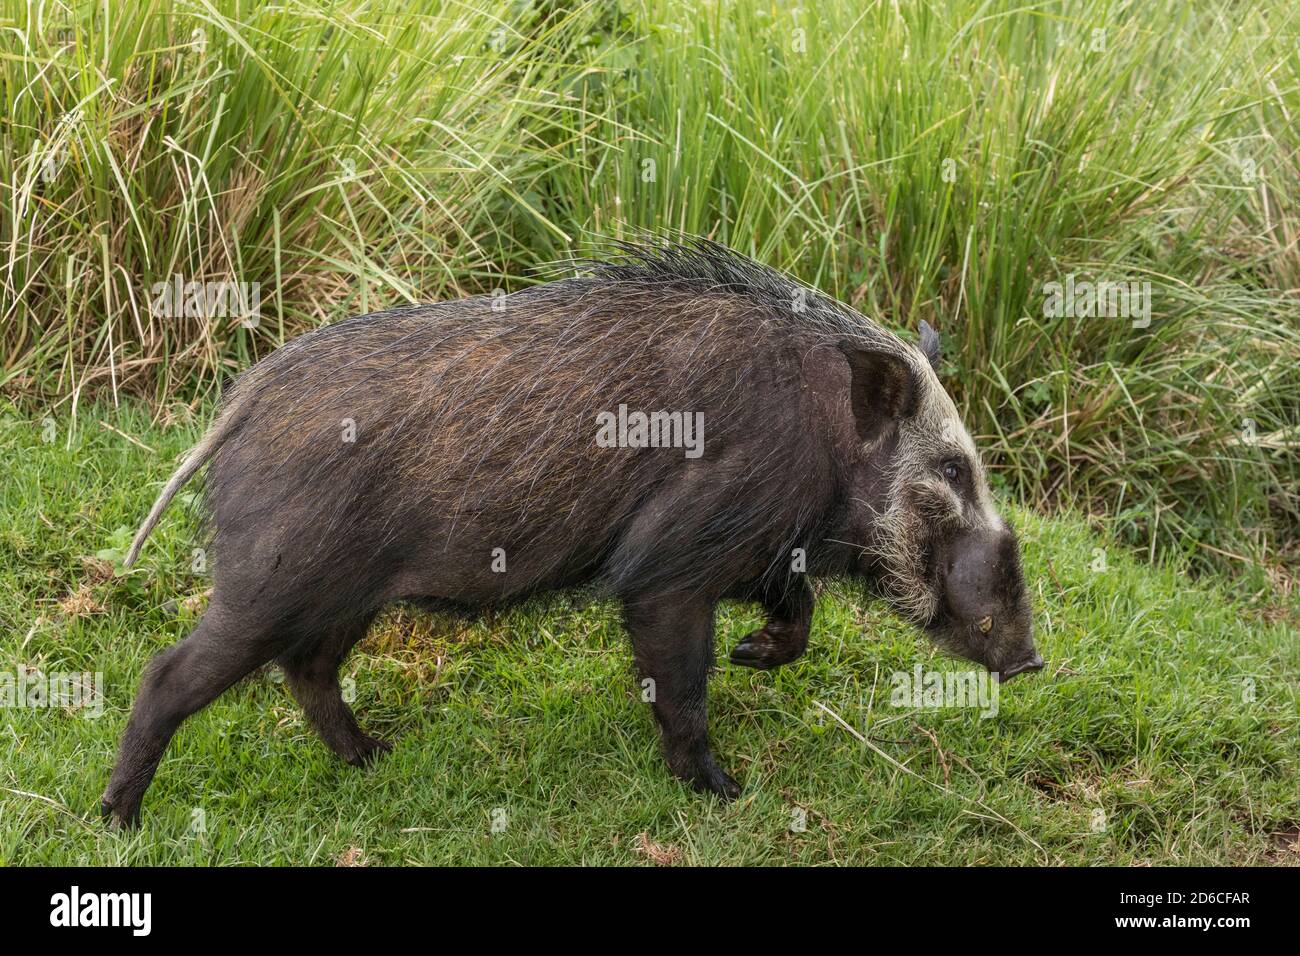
[541,0,1298,579]
[1,0,603,404]
[1,0,1295,579]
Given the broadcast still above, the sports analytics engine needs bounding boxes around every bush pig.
[103,237,1041,826]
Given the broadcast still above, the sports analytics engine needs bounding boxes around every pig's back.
[203,278,839,613]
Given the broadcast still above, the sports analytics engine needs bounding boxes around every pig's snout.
[995,652,1044,682]
[942,527,1019,625]
[940,527,1041,678]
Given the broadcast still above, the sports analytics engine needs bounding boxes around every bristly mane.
[561,234,906,353]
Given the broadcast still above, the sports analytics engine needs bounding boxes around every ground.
[0,404,1295,865]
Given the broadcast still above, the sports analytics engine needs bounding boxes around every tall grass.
[1,0,1296,579]
[1,0,605,402]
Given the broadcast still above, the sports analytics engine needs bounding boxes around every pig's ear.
[837,342,920,443]
[919,320,941,372]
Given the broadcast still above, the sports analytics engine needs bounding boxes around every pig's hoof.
[693,767,742,801]
[729,625,806,670]
[343,734,393,768]
[100,796,141,830]
[679,755,742,800]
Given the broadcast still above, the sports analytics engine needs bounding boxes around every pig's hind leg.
[623,594,741,800]
[102,602,291,828]
[729,576,814,670]
[278,615,392,767]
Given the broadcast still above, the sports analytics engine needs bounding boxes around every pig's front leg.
[622,593,741,800]
[729,576,814,670]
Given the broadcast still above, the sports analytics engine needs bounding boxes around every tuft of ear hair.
[919,320,941,372]
[838,342,918,444]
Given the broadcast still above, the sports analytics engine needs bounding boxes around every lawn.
[1,404,1295,865]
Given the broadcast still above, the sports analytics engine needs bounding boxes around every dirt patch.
[335,846,368,867]
[79,555,116,583]
[632,832,682,866]
[58,583,105,618]
[1265,826,1300,865]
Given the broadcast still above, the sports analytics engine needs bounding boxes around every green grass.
[0,0,609,398]
[2,405,1295,865]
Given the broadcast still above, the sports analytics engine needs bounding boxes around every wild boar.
[102,237,1041,826]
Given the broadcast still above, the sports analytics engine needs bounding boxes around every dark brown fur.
[103,238,1039,826]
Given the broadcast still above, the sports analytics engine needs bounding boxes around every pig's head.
[838,322,1042,682]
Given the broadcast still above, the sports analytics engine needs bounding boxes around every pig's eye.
[941,460,962,483]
